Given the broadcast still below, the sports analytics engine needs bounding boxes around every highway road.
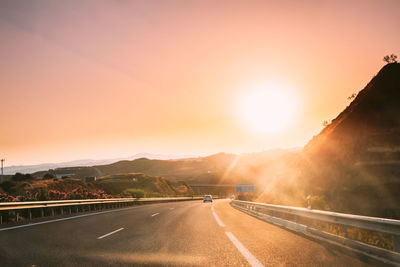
[0,200,380,266]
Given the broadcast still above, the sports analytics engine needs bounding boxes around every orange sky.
[1,0,399,165]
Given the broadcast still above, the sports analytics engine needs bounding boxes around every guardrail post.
[60,207,63,215]
[16,212,19,222]
[51,208,54,217]
[394,235,400,252]
[40,208,44,217]
[28,209,32,220]
[341,225,347,238]
[0,213,2,224]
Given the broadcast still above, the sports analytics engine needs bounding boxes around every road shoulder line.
[225,231,264,267]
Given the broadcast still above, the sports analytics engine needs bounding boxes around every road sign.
[235,183,254,193]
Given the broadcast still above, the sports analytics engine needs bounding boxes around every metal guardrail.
[0,197,203,224]
[232,200,400,266]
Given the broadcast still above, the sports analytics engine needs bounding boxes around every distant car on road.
[203,195,213,202]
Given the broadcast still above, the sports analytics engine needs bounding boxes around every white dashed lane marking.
[211,204,225,227]
[97,228,124,239]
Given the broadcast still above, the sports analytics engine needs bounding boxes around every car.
[203,195,213,202]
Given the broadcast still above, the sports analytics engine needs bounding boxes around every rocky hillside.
[296,63,400,217]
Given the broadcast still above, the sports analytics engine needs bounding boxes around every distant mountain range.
[3,153,197,175]
[29,149,297,187]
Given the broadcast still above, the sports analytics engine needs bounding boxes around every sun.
[237,83,298,135]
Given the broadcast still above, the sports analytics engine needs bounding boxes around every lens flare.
[237,82,298,135]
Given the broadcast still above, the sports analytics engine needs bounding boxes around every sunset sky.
[1,0,399,165]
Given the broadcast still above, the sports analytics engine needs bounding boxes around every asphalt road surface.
[0,200,380,266]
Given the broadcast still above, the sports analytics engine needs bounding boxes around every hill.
[0,172,193,201]
[258,63,400,218]
[94,173,194,197]
[32,150,297,190]
[3,153,196,175]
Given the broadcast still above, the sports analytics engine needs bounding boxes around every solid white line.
[151,213,160,217]
[97,227,124,239]
[211,205,225,227]
[225,232,264,267]
[0,206,145,232]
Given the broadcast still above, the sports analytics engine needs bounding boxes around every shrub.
[42,173,55,180]
[123,188,145,198]
[310,195,330,211]
[0,188,114,202]
[383,54,398,63]
[0,180,17,192]
[36,188,49,201]
[237,192,256,201]
[12,173,34,182]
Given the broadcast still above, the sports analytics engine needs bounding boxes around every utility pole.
[1,159,4,183]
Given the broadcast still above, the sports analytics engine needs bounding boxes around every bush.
[148,192,163,197]
[310,195,330,211]
[36,188,49,201]
[383,54,398,63]
[123,188,145,198]
[237,192,256,201]
[12,173,34,182]
[42,173,55,180]
[0,180,17,192]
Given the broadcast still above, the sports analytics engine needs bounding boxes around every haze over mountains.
[31,149,297,185]
[3,153,197,175]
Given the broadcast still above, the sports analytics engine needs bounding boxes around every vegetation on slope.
[0,178,111,201]
[94,173,194,197]
[0,172,194,201]
[257,63,400,218]
[32,150,296,191]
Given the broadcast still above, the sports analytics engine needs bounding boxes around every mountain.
[258,63,400,218]
[3,153,197,175]
[3,159,119,175]
[31,150,297,188]
[95,173,194,197]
